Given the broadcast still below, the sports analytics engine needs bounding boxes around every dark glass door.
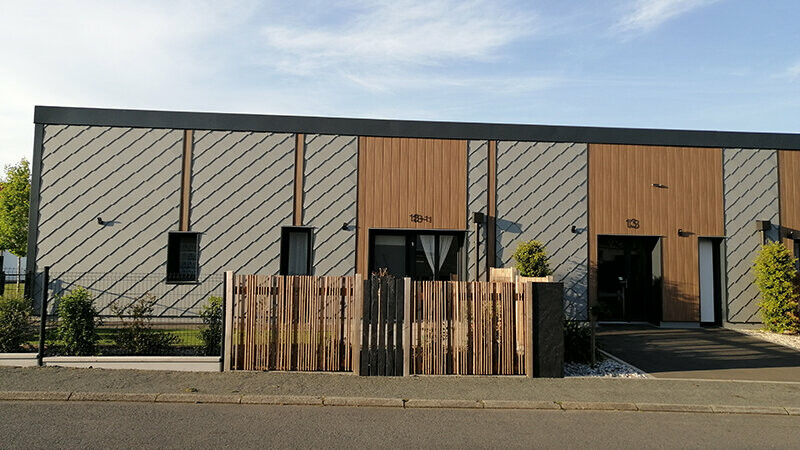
[597,236,661,323]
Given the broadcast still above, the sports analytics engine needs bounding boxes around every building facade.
[27,106,800,325]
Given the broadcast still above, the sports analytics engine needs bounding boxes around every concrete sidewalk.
[3,366,800,415]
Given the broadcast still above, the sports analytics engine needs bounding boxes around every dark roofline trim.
[34,105,800,150]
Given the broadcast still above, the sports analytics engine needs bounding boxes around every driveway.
[597,325,800,382]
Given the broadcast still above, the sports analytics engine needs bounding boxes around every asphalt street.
[1,401,799,449]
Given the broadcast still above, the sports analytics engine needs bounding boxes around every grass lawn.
[31,327,205,349]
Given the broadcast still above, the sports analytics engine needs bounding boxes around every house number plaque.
[626,218,640,229]
[410,214,432,223]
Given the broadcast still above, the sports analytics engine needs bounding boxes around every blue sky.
[1,0,798,168]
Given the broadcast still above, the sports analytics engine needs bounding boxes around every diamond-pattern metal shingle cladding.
[467,140,488,281]
[495,141,588,319]
[191,130,295,276]
[35,125,184,310]
[723,148,780,323]
[303,134,358,276]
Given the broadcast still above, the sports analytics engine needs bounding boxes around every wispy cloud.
[259,0,536,74]
[786,61,800,79]
[615,0,722,33]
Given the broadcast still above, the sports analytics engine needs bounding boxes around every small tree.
[753,242,800,333]
[57,287,99,355]
[512,240,553,277]
[0,160,30,289]
[199,296,223,356]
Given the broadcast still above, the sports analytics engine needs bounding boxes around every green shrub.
[57,287,99,355]
[753,242,800,333]
[0,295,33,351]
[199,296,223,356]
[564,320,593,363]
[113,293,178,355]
[512,240,553,277]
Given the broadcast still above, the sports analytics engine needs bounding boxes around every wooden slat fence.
[230,275,357,371]
[411,281,527,375]
[361,276,404,376]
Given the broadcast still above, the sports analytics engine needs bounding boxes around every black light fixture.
[341,222,349,231]
[97,217,105,226]
[571,225,578,233]
[652,183,668,189]
[755,220,772,232]
[473,212,485,224]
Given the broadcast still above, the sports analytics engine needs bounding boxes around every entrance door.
[597,236,661,323]
[699,238,723,325]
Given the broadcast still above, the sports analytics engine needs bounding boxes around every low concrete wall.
[43,356,221,372]
[0,353,38,367]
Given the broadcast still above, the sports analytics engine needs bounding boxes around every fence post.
[0,270,5,297]
[403,277,411,376]
[352,273,363,376]
[37,267,51,367]
[222,271,234,371]
[524,281,534,378]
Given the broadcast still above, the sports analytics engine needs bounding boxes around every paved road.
[1,401,799,449]
[598,325,800,381]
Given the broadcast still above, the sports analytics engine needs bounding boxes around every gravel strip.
[735,329,800,352]
[565,358,647,378]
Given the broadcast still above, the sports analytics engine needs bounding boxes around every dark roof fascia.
[34,105,800,150]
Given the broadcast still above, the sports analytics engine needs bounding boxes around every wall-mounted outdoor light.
[341,222,349,231]
[571,225,578,233]
[97,217,105,226]
[652,183,668,189]
[677,228,689,237]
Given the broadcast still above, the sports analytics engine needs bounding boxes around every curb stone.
[0,391,797,417]
[70,392,158,403]
[481,400,561,410]
[0,391,72,401]
[240,395,323,406]
[404,399,483,409]
[635,403,713,413]
[155,393,242,404]
[710,405,788,415]
[323,397,404,408]
[784,407,800,416]
[560,401,638,411]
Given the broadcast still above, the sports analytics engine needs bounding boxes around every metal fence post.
[222,271,234,371]
[37,266,51,367]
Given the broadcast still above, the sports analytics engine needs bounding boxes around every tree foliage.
[752,242,800,333]
[512,240,553,277]
[0,159,30,257]
[0,295,33,352]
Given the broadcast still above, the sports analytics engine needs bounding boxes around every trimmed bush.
[199,296,223,356]
[753,242,800,333]
[512,240,553,277]
[0,295,33,352]
[113,293,178,355]
[57,287,99,355]
[564,320,593,363]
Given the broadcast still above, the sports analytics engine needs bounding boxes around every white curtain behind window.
[438,235,454,270]
[419,235,436,276]
[288,231,309,275]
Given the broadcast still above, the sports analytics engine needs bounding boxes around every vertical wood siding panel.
[589,144,724,322]
[779,151,800,249]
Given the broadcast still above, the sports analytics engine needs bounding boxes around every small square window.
[280,227,312,275]
[167,232,200,283]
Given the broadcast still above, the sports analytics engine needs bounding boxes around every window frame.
[280,226,314,276]
[368,229,465,280]
[166,231,201,284]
